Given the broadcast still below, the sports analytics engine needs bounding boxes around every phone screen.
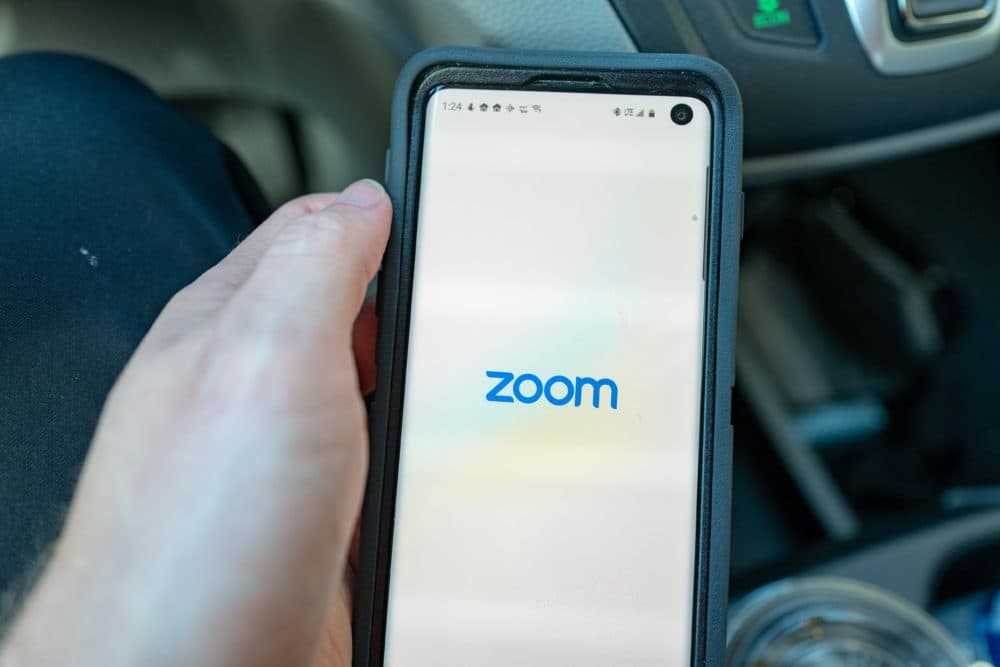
[383,87,711,666]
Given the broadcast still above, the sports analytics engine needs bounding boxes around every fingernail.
[338,179,386,208]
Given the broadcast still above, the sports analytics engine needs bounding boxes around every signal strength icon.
[637,109,645,118]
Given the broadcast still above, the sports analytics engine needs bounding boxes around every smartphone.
[356,48,742,667]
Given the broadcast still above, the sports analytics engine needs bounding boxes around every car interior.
[3,0,1000,661]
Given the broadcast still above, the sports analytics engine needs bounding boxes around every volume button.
[739,191,745,240]
[702,166,710,281]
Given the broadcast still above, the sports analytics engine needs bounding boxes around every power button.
[727,0,821,47]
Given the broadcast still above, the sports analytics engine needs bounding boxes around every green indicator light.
[752,0,791,29]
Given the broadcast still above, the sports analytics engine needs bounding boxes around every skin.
[0,179,392,667]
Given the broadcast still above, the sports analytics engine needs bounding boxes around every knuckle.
[195,338,305,412]
[271,210,358,259]
[163,285,195,312]
[272,192,337,219]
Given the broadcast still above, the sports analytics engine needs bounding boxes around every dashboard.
[610,0,1000,181]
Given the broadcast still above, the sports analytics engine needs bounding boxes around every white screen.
[384,87,711,666]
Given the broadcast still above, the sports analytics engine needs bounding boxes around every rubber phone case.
[354,46,743,667]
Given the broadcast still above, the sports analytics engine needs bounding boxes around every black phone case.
[355,46,743,667]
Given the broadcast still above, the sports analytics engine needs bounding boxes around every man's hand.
[0,179,391,667]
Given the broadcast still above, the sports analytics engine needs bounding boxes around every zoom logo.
[485,371,619,410]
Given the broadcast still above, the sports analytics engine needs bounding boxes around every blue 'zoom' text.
[485,371,619,409]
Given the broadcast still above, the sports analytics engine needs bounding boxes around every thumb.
[221,179,391,346]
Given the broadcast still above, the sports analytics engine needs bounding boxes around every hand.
[0,179,391,667]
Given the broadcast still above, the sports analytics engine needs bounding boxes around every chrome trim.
[844,0,1000,74]
[897,0,995,32]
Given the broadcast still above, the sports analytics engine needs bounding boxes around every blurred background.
[3,0,1000,662]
